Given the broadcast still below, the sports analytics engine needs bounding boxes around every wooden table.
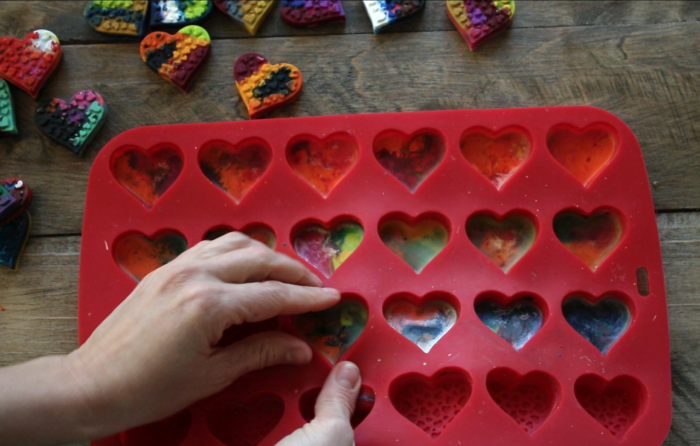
[1,1,699,444]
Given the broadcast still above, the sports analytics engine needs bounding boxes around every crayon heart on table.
[0,29,62,99]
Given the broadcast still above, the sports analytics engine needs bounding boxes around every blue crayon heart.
[0,211,31,271]
[475,299,543,350]
[562,296,631,354]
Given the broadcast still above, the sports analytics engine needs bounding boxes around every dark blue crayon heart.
[475,298,543,350]
[562,296,631,354]
[0,211,31,271]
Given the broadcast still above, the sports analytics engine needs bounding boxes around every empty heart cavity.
[373,130,445,192]
[553,210,622,271]
[486,368,559,435]
[475,294,545,351]
[206,395,284,446]
[114,231,188,282]
[112,146,184,209]
[121,410,191,446]
[293,219,363,278]
[466,212,537,272]
[300,385,375,428]
[562,294,631,354]
[575,374,646,439]
[384,292,458,353]
[294,297,368,364]
[378,213,449,273]
[204,224,276,249]
[390,369,471,439]
[547,125,616,186]
[199,139,272,203]
[287,133,359,197]
[460,128,531,189]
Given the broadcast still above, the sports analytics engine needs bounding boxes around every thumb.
[277,362,360,446]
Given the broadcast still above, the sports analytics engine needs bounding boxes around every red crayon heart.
[547,125,617,187]
[460,128,531,189]
[0,30,62,99]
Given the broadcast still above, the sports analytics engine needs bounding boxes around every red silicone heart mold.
[206,395,284,446]
[204,224,276,250]
[390,369,472,439]
[460,127,531,189]
[378,212,450,273]
[120,410,191,446]
[286,133,359,197]
[112,146,184,209]
[486,368,559,435]
[113,231,188,282]
[547,125,617,187]
[199,139,272,203]
[553,208,623,271]
[575,374,647,439]
[466,211,537,273]
[0,30,62,99]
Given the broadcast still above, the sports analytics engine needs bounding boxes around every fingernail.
[323,288,341,300]
[285,346,311,364]
[335,362,360,390]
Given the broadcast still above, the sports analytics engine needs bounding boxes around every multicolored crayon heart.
[466,213,536,272]
[373,131,445,192]
[547,126,616,187]
[363,0,426,33]
[0,30,62,99]
[0,179,32,225]
[234,53,303,119]
[293,221,363,278]
[206,396,284,446]
[384,297,457,352]
[0,80,17,135]
[460,129,530,189]
[281,0,346,28]
[141,25,211,91]
[84,1,149,37]
[447,0,515,50]
[114,232,188,282]
[150,0,214,27]
[553,210,622,271]
[35,90,107,157]
[475,297,543,350]
[294,299,368,364]
[378,216,449,273]
[0,211,31,271]
[112,146,184,208]
[213,0,275,35]
[562,294,631,354]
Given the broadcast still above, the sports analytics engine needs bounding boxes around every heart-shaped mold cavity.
[293,219,363,278]
[114,231,188,282]
[287,133,359,197]
[0,30,62,99]
[384,292,458,353]
[547,125,616,187]
[553,210,622,271]
[466,212,537,273]
[486,368,558,434]
[300,385,375,428]
[373,130,445,192]
[84,0,148,37]
[0,211,31,271]
[204,224,276,250]
[460,128,530,189]
[378,213,449,273]
[216,318,279,348]
[199,139,272,203]
[475,294,544,351]
[206,395,284,446]
[121,410,191,446]
[562,294,631,354]
[112,146,184,209]
[294,297,368,364]
[390,369,471,439]
[575,374,646,439]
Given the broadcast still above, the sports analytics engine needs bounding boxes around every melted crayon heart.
[460,129,530,189]
[384,297,457,353]
[150,0,214,27]
[378,216,449,273]
[0,30,62,99]
[199,140,272,203]
[390,370,471,439]
[300,385,375,428]
[0,211,30,271]
[113,146,184,209]
[207,396,285,446]
[204,225,277,250]
[0,79,17,134]
[475,298,543,350]
[294,299,368,364]
[35,90,107,157]
[140,25,211,92]
[114,232,188,282]
[553,210,622,271]
[363,0,426,33]
[120,410,191,446]
[84,1,149,37]
[286,133,358,197]
[486,369,558,434]
[213,0,275,35]
[466,213,536,272]
[234,53,303,119]
[547,126,616,186]
[0,179,32,225]
[574,374,646,439]
[293,221,363,277]
[447,0,515,50]
[281,0,346,28]
[562,294,631,354]
[373,130,445,192]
